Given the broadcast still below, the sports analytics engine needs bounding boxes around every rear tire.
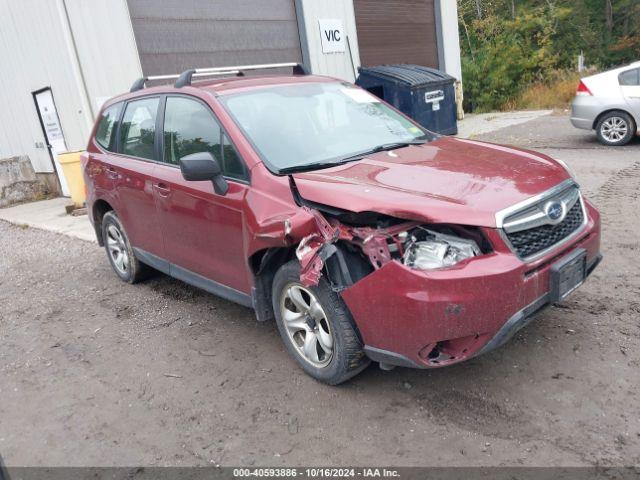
[102,211,151,284]
[272,260,370,385]
[596,111,636,146]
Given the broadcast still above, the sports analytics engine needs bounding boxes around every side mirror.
[179,151,229,196]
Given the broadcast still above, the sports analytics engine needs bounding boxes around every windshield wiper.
[277,139,427,175]
[278,160,352,174]
[337,139,427,163]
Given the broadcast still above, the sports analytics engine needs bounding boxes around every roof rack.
[130,62,307,92]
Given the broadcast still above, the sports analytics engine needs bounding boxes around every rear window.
[95,103,122,151]
[119,97,159,160]
[619,68,640,86]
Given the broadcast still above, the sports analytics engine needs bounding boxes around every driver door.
[152,95,252,295]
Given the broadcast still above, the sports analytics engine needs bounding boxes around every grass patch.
[501,70,586,111]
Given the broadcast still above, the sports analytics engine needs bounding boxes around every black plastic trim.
[175,69,196,88]
[474,294,551,358]
[130,77,147,92]
[132,247,252,308]
[363,346,423,369]
[587,252,603,275]
[132,247,171,275]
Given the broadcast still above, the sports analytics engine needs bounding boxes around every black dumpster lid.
[357,64,455,87]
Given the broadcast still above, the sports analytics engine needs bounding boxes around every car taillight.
[576,80,592,96]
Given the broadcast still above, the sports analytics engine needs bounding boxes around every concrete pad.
[0,197,96,242]
[457,110,553,138]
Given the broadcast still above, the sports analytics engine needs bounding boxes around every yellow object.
[58,150,86,208]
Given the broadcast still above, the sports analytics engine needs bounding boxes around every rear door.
[87,102,123,199]
[153,95,252,295]
[619,68,640,123]
[108,96,165,259]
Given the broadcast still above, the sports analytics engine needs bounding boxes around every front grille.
[506,200,584,258]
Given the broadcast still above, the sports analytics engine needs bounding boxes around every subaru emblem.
[544,201,565,223]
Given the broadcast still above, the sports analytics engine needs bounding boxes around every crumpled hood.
[292,136,570,227]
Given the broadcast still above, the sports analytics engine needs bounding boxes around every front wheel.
[272,260,370,385]
[596,111,636,146]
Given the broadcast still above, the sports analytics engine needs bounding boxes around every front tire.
[272,260,370,385]
[102,211,150,284]
[596,111,636,146]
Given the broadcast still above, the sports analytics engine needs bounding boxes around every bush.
[459,0,640,112]
[502,70,583,111]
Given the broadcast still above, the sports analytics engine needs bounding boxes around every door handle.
[153,182,171,197]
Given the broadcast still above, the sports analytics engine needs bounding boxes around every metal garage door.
[126,0,303,76]
[353,0,438,68]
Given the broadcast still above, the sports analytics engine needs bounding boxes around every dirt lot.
[0,113,639,467]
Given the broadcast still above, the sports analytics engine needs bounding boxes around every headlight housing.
[403,229,481,270]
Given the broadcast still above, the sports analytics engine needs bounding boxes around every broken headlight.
[403,229,481,270]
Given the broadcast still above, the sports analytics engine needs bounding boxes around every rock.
[287,416,299,435]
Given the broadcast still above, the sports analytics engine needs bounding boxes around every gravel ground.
[0,113,639,467]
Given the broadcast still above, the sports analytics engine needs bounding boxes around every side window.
[163,96,248,180]
[163,97,221,165]
[95,103,122,151]
[222,133,248,181]
[119,97,159,160]
[619,69,640,86]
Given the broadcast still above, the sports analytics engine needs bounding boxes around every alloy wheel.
[601,117,628,143]
[280,283,334,368]
[106,224,129,275]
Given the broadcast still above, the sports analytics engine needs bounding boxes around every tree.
[458,0,640,111]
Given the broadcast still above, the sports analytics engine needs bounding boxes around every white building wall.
[295,0,361,82]
[435,0,462,80]
[0,0,141,173]
[64,0,143,115]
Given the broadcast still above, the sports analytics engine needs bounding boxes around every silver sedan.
[571,61,640,146]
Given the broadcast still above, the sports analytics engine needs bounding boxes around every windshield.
[219,82,433,174]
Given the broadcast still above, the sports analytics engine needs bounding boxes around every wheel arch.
[249,246,297,322]
[593,108,637,131]
[248,241,374,322]
[92,199,114,246]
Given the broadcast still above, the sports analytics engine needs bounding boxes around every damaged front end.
[295,204,488,291]
[295,206,423,288]
[285,177,519,369]
[292,204,499,369]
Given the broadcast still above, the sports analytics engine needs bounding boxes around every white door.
[34,89,71,196]
[619,67,640,127]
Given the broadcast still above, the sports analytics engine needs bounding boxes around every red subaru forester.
[83,64,601,384]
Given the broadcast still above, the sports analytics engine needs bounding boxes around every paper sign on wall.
[318,19,345,53]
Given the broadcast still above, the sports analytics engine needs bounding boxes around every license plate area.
[550,248,587,303]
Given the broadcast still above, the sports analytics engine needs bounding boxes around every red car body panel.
[83,74,602,370]
[90,152,166,258]
[341,202,601,367]
[152,162,251,293]
[293,136,570,227]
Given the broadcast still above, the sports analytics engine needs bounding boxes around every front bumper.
[340,201,601,369]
